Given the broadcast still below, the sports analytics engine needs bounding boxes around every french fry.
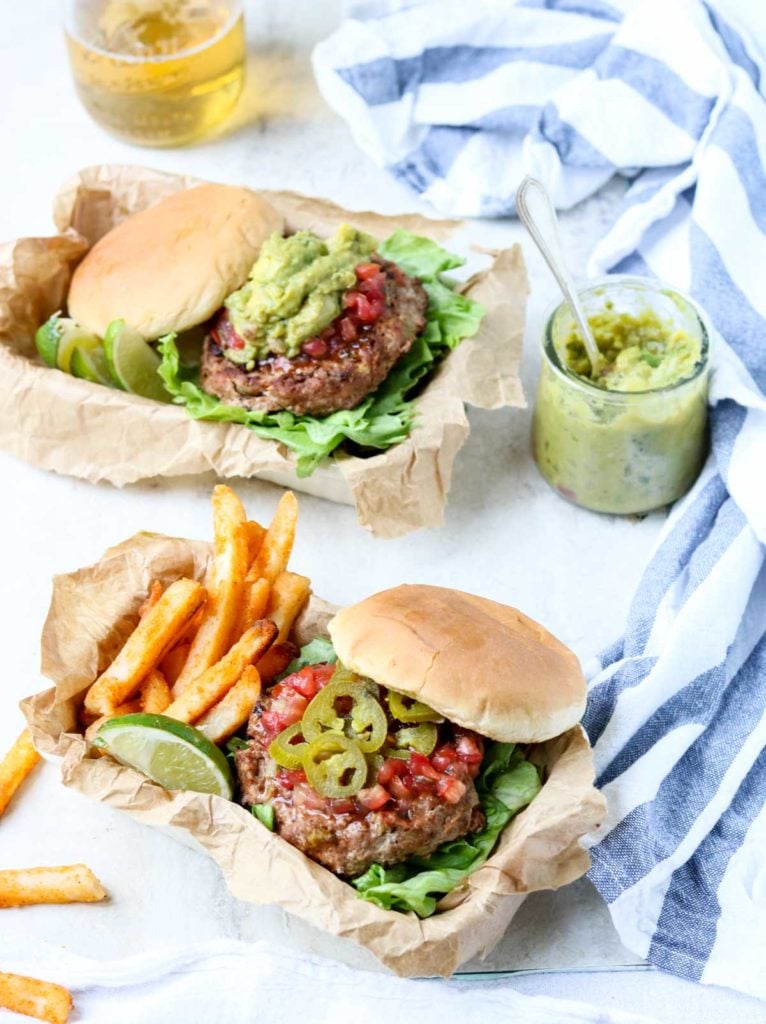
[83,578,205,717]
[160,643,190,686]
[140,669,171,714]
[173,486,249,695]
[254,642,297,683]
[255,571,310,680]
[138,580,163,618]
[0,972,72,1024]
[0,865,106,908]
[196,666,262,744]
[0,730,41,818]
[245,520,266,565]
[165,620,277,724]
[247,491,298,584]
[84,701,141,745]
[235,575,270,644]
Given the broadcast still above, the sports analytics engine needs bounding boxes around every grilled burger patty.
[200,258,428,417]
[236,683,484,879]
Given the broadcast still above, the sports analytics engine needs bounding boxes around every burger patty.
[236,692,484,878]
[200,259,428,417]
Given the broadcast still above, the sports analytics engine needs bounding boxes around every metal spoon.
[515,176,603,376]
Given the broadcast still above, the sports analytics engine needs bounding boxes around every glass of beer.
[63,0,246,146]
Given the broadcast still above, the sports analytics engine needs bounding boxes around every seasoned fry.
[160,643,190,686]
[0,731,41,818]
[83,577,205,716]
[84,701,141,744]
[138,580,163,618]
[165,620,277,724]
[0,865,106,908]
[255,572,310,680]
[255,641,297,683]
[245,520,266,565]
[196,666,262,744]
[173,485,249,695]
[235,575,270,644]
[140,669,171,714]
[247,491,298,584]
[0,972,72,1024]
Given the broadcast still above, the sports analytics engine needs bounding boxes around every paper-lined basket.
[0,164,527,537]
[22,531,605,977]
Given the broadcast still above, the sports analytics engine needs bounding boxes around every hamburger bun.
[328,584,586,743]
[67,184,284,339]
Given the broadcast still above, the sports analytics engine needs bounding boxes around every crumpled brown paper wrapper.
[0,164,527,538]
[21,532,605,977]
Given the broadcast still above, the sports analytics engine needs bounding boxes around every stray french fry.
[84,577,205,716]
[245,520,266,565]
[140,669,171,714]
[138,580,163,618]
[0,972,72,1024]
[235,575,270,644]
[196,666,262,744]
[0,731,41,818]
[0,865,106,908]
[173,486,249,695]
[160,643,190,686]
[247,491,298,584]
[165,620,277,724]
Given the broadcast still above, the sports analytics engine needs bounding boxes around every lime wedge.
[35,314,63,368]
[103,319,172,403]
[57,320,102,374]
[70,345,112,386]
[93,713,234,798]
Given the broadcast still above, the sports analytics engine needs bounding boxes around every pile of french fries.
[81,485,310,745]
[0,485,310,1024]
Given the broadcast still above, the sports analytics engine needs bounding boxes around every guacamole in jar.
[224,224,377,365]
[532,279,710,515]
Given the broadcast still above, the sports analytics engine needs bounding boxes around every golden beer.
[64,0,245,146]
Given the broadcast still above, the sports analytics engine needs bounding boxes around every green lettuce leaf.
[251,803,275,831]
[352,743,542,917]
[280,637,337,677]
[156,231,485,477]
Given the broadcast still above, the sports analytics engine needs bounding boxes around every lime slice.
[70,345,112,386]
[103,319,172,403]
[56,320,102,374]
[93,713,234,798]
[35,314,62,368]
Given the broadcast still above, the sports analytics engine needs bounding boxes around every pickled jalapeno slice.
[302,676,387,753]
[395,723,438,756]
[387,690,442,724]
[302,734,367,798]
[268,722,308,770]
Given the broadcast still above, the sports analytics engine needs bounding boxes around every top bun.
[328,585,586,744]
[67,184,284,339]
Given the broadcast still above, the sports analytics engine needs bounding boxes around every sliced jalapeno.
[303,675,387,753]
[268,722,308,770]
[302,734,367,798]
[387,690,442,724]
[395,723,438,756]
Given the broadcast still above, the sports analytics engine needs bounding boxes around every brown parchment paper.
[21,533,605,978]
[0,165,526,538]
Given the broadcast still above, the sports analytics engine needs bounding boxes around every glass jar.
[532,276,710,515]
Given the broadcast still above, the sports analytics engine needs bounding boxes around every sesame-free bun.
[328,585,587,743]
[67,184,284,339]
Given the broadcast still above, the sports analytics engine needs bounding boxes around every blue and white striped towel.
[314,0,766,1001]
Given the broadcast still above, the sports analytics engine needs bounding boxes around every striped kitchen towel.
[314,0,766,1001]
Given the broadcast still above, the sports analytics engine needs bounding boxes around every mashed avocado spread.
[225,224,377,365]
[560,302,702,391]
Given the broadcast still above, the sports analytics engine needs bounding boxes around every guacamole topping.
[559,302,702,391]
[225,224,377,365]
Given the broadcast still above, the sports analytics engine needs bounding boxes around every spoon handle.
[515,176,602,374]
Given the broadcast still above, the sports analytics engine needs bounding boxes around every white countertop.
[1,3,763,1022]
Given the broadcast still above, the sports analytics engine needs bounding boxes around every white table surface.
[1,3,764,1023]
